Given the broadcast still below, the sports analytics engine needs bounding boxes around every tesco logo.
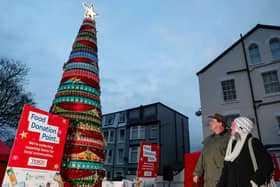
[28,157,47,167]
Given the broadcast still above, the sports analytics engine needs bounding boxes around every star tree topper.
[82,2,98,20]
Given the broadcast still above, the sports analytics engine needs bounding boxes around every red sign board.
[7,105,69,171]
[2,105,69,186]
[137,142,160,178]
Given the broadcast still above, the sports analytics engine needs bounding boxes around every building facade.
[102,102,190,179]
[197,24,280,152]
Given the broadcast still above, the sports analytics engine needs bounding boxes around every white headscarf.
[225,117,254,162]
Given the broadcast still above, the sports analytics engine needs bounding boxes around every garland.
[63,150,104,163]
[67,56,97,64]
[53,96,101,109]
[65,139,105,150]
[80,25,96,33]
[82,22,96,28]
[61,168,104,180]
[75,36,97,45]
[55,90,100,102]
[61,160,103,170]
[58,82,100,96]
[68,120,102,132]
[63,144,105,156]
[64,62,99,75]
[62,69,99,82]
[77,32,97,41]
[57,113,101,124]
[51,106,101,119]
[71,46,97,57]
[67,128,103,139]
[69,51,98,62]
[75,40,97,52]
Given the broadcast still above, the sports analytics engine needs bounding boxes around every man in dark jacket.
[193,113,230,187]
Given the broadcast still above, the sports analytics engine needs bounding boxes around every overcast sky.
[1,0,280,151]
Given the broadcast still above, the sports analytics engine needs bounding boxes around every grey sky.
[1,0,280,151]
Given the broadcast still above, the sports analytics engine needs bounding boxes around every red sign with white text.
[7,105,69,171]
[137,142,160,178]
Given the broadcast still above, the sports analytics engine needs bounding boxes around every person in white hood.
[217,117,274,187]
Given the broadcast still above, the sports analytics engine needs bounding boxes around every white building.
[197,24,280,152]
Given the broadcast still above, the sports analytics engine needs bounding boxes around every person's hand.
[193,176,199,183]
[250,180,257,187]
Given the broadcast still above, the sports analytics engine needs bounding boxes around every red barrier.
[0,140,11,184]
[184,151,203,187]
[271,153,280,181]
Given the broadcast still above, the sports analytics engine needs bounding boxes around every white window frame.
[262,71,280,95]
[221,79,237,102]
[129,147,139,163]
[130,126,145,140]
[118,112,126,123]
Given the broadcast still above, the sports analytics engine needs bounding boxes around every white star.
[82,3,98,20]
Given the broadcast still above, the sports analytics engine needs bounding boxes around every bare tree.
[0,58,36,143]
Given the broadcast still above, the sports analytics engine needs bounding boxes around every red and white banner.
[2,105,69,187]
[137,142,160,178]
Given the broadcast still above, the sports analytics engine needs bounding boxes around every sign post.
[2,105,69,187]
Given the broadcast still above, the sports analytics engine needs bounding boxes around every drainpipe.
[240,34,262,142]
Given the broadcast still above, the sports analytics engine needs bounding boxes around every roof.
[103,102,188,119]
[196,24,280,76]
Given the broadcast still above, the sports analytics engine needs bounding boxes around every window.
[150,126,158,139]
[131,127,138,140]
[106,171,112,179]
[249,44,261,65]
[262,71,280,94]
[276,116,280,135]
[105,114,115,125]
[103,131,108,141]
[128,109,140,123]
[226,114,240,128]
[118,149,124,163]
[118,112,126,123]
[270,38,280,60]
[130,126,145,140]
[143,106,156,121]
[221,79,237,102]
[118,129,125,142]
[115,170,123,177]
[129,147,139,163]
[107,149,113,163]
[109,130,114,143]
[140,126,145,138]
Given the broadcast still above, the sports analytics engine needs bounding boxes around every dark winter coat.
[217,134,274,187]
[193,130,230,187]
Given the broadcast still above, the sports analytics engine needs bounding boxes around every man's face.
[231,121,236,136]
[209,118,223,133]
